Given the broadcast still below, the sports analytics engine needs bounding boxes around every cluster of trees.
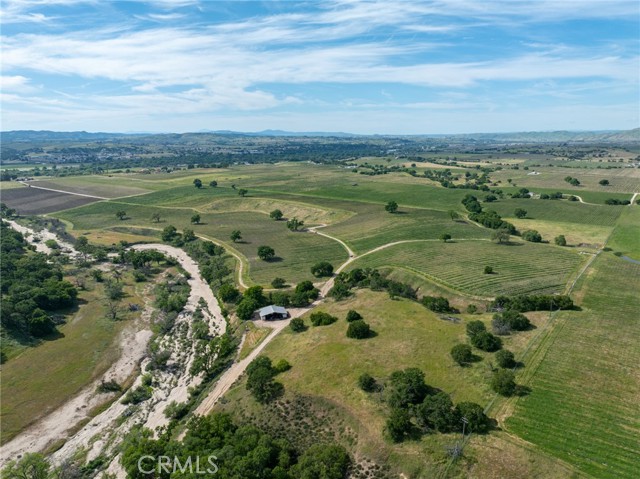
[182,239,231,289]
[161,224,196,246]
[421,296,456,313]
[422,168,493,191]
[490,294,574,312]
[462,194,516,235]
[120,413,351,479]
[466,321,502,352]
[604,198,631,205]
[329,268,417,301]
[564,176,581,186]
[359,368,491,442]
[491,310,531,335]
[267,280,320,309]
[1,222,78,344]
[539,191,563,200]
[309,311,337,326]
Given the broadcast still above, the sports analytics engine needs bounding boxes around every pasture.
[506,255,640,479]
[31,177,152,198]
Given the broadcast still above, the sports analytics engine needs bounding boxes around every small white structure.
[258,305,289,321]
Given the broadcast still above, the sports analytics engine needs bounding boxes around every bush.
[554,234,567,246]
[496,349,516,368]
[493,310,531,332]
[289,317,306,332]
[450,344,473,366]
[97,380,121,393]
[358,373,377,392]
[310,261,334,278]
[522,229,542,242]
[309,311,337,326]
[466,304,478,314]
[346,320,371,339]
[270,277,286,289]
[470,331,502,352]
[346,309,363,322]
[274,359,291,373]
[514,208,527,218]
[491,369,516,396]
[484,265,493,274]
[385,408,412,442]
[121,385,152,405]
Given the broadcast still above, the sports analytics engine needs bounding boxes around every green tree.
[193,178,202,188]
[385,408,412,443]
[311,261,334,277]
[218,284,240,303]
[417,391,457,433]
[448,210,460,221]
[522,229,542,242]
[286,217,304,231]
[484,265,494,274]
[270,209,283,220]
[238,188,248,197]
[271,277,286,288]
[289,317,306,332]
[257,245,275,261]
[246,356,283,403]
[466,320,486,338]
[236,298,258,321]
[514,208,527,218]
[310,311,338,326]
[454,402,491,433]
[491,228,510,244]
[115,210,127,220]
[209,180,218,187]
[161,225,178,242]
[599,179,609,186]
[346,310,362,322]
[183,228,196,242]
[291,444,351,479]
[496,349,516,368]
[387,367,428,409]
[555,234,567,246]
[151,212,161,223]
[190,214,201,224]
[491,369,516,396]
[385,200,398,213]
[471,331,502,352]
[440,233,452,243]
[346,320,371,339]
[450,344,473,366]
[230,230,242,242]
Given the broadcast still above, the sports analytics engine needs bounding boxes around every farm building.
[258,305,289,320]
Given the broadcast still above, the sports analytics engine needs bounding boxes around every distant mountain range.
[2,128,638,143]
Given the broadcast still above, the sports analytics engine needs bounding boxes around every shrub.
[554,234,567,246]
[274,359,291,373]
[450,344,473,366]
[309,311,337,326]
[496,349,516,368]
[358,373,377,392]
[289,317,306,332]
[346,309,363,322]
[522,229,542,242]
[514,208,527,218]
[491,369,516,396]
[466,304,478,314]
[97,380,122,393]
[386,368,428,409]
[385,408,411,442]
[493,310,531,332]
[271,277,286,289]
[484,265,493,274]
[346,320,371,339]
[121,385,152,405]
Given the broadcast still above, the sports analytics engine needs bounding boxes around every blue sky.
[1,0,638,134]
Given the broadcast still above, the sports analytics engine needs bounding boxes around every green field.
[506,255,640,479]
[349,240,585,297]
